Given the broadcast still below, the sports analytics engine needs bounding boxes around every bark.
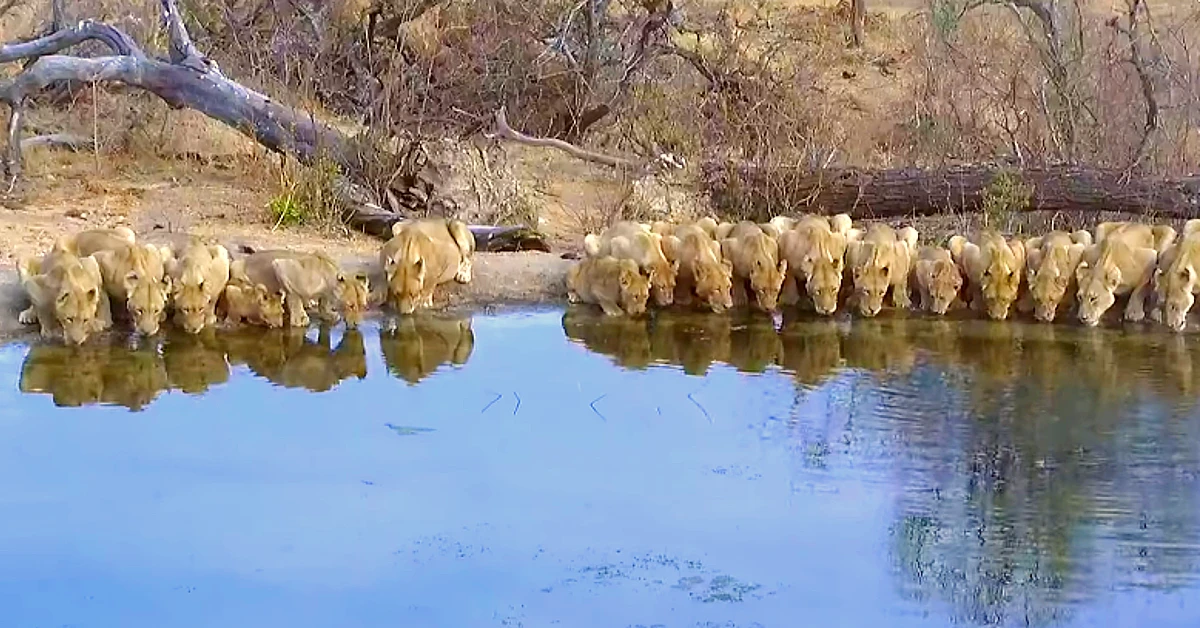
[850,0,866,48]
[0,0,549,252]
[701,162,1200,220]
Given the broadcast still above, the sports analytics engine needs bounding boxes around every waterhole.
[2,307,1199,627]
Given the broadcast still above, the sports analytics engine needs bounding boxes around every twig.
[484,106,651,173]
[512,391,522,416]
[687,389,712,423]
[589,393,608,420]
[480,391,503,413]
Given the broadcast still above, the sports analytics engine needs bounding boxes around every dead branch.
[486,105,650,172]
[1111,0,1161,174]
[20,133,93,152]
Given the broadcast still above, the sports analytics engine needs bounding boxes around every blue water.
[1,307,1199,628]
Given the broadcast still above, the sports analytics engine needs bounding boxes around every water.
[2,307,1200,628]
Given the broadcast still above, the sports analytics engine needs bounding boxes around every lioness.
[379,217,476,315]
[567,256,651,317]
[71,229,173,336]
[1094,221,1177,253]
[718,221,788,312]
[1020,230,1091,323]
[846,223,917,316]
[660,222,734,313]
[779,214,854,315]
[220,280,287,328]
[911,245,964,315]
[166,239,231,334]
[1075,222,1162,326]
[949,231,1025,321]
[584,221,678,307]
[232,249,371,327]
[17,239,113,345]
[1150,219,1200,331]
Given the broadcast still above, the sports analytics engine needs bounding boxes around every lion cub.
[166,239,231,334]
[585,221,678,307]
[220,281,287,328]
[1019,230,1092,323]
[1074,222,1170,327]
[380,217,476,315]
[567,256,651,316]
[1152,220,1200,331]
[846,223,917,317]
[911,245,964,315]
[69,227,174,335]
[232,250,370,327]
[717,221,788,312]
[949,231,1025,321]
[17,238,113,345]
[779,214,854,315]
[659,222,734,313]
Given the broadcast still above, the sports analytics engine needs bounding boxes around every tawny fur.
[234,249,370,328]
[660,223,734,313]
[779,214,853,315]
[718,221,788,312]
[1075,223,1163,326]
[911,245,964,316]
[566,256,651,316]
[220,280,287,328]
[379,217,475,315]
[1018,230,1090,323]
[1150,219,1200,331]
[583,221,678,307]
[847,224,917,316]
[166,239,231,334]
[949,231,1026,321]
[17,238,113,345]
[70,228,173,336]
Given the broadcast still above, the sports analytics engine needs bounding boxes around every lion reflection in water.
[19,326,369,408]
[561,308,1200,405]
[379,314,475,385]
[20,336,167,411]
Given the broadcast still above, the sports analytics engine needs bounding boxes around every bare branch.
[1111,0,1161,173]
[486,106,650,172]
[20,133,93,152]
[0,19,144,63]
[159,0,215,73]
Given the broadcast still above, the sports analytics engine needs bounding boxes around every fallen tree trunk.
[702,162,1200,220]
[0,0,549,252]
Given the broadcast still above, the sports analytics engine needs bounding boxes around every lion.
[162,328,230,394]
[1019,230,1092,323]
[1074,222,1162,327]
[566,256,651,316]
[1094,220,1177,253]
[717,221,788,312]
[166,239,231,334]
[1150,219,1200,331]
[17,239,113,345]
[220,280,287,328]
[379,217,475,315]
[232,249,371,328]
[949,231,1025,321]
[584,221,678,307]
[846,223,917,316]
[561,307,653,370]
[660,222,734,313]
[779,214,854,315]
[69,229,174,336]
[911,245,964,315]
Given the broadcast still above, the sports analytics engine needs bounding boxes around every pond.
[2,307,1200,627]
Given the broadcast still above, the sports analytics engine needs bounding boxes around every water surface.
[2,307,1200,627]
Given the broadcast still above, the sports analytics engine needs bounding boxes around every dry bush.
[903,0,1200,176]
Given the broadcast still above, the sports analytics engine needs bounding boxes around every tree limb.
[1111,0,1160,174]
[485,105,649,172]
